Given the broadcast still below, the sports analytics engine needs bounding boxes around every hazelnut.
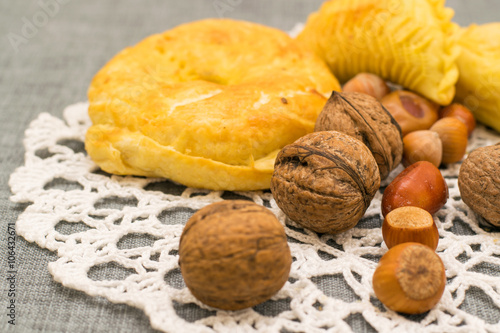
[430,117,468,164]
[342,73,391,100]
[381,161,448,217]
[402,130,443,168]
[271,131,380,234]
[381,90,439,136]
[458,143,500,228]
[439,103,476,137]
[315,91,403,180]
[372,242,446,314]
[382,206,439,250]
[178,200,292,310]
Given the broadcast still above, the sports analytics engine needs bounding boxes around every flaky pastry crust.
[86,19,340,190]
[296,0,459,105]
[454,23,500,133]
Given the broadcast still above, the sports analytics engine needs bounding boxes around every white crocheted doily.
[9,102,500,333]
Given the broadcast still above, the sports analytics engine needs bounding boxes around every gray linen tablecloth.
[1,1,499,332]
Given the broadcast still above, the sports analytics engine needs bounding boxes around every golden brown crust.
[85,19,340,190]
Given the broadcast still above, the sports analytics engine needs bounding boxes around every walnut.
[315,91,403,180]
[270,131,380,234]
[458,143,500,228]
[178,200,292,310]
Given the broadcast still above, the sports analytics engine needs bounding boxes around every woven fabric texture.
[2,1,500,332]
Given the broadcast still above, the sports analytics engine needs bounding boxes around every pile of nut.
[177,73,499,315]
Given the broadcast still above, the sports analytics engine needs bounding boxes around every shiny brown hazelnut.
[382,206,439,250]
[402,130,443,167]
[381,161,448,217]
[381,90,439,136]
[429,117,468,164]
[342,73,391,100]
[439,103,476,137]
[372,242,446,314]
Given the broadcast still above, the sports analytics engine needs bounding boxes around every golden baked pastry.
[296,0,459,105]
[454,23,500,133]
[86,19,340,191]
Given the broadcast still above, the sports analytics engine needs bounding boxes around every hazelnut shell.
[382,206,439,250]
[372,242,446,314]
[381,90,439,136]
[402,130,443,168]
[381,161,448,217]
[439,103,476,137]
[342,73,391,100]
[430,117,468,164]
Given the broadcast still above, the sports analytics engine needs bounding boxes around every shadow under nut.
[271,131,380,234]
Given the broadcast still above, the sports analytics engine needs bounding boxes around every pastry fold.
[454,23,500,133]
[297,0,459,105]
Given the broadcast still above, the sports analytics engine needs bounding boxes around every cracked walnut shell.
[315,92,403,180]
[270,131,380,234]
[458,143,500,228]
[178,200,292,310]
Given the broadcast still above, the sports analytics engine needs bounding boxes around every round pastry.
[296,0,459,106]
[85,19,340,191]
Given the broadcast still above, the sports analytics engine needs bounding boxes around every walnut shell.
[458,143,500,228]
[315,91,403,180]
[178,200,292,310]
[270,131,381,234]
